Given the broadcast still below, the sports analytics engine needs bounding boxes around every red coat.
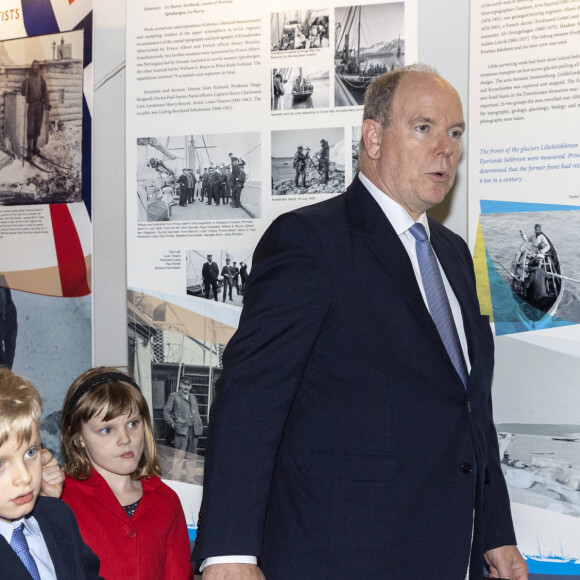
[62,471,192,580]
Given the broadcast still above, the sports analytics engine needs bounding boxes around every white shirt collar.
[358,172,430,237]
[0,515,41,544]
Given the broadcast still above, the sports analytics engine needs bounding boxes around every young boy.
[0,367,101,579]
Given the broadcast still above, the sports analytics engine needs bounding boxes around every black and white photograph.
[186,249,253,308]
[150,364,220,484]
[0,31,85,205]
[136,132,261,222]
[335,3,405,107]
[128,290,234,484]
[270,10,329,51]
[271,66,330,111]
[479,209,580,335]
[271,127,345,195]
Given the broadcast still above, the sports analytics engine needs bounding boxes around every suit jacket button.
[460,463,473,474]
[127,529,137,538]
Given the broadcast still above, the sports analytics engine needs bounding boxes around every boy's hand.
[40,449,64,498]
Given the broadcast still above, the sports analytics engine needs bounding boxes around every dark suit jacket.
[202,261,219,283]
[192,177,516,579]
[0,496,101,579]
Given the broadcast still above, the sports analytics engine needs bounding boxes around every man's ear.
[361,119,383,160]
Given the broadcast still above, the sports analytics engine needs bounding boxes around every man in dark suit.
[202,255,219,301]
[221,259,234,302]
[209,167,221,206]
[177,169,188,207]
[234,165,246,209]
[193,66,527,579]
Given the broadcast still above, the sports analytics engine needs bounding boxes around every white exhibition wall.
[92,0,470,366]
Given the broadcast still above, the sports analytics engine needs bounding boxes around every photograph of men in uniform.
[221,258,234,303]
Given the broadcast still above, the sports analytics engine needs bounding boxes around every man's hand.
[40,449,64,498]
[202,563,265,579]
[485,545,528,579]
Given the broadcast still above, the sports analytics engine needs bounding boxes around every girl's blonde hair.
[61,366,161,480]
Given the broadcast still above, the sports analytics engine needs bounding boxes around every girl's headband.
[65,372,141,425]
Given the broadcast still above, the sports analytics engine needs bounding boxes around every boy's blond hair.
[0,367,42,446]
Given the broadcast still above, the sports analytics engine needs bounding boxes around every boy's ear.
[76,435,85,448]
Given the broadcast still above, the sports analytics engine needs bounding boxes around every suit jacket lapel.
[0,535,35,579]
[32,508,72,580]
[346,178,449,361]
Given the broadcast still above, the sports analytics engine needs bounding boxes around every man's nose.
[434,132,453,157]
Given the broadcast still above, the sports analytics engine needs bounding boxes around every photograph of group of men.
[186,250,252,308]
[271,126,345,195]
[176,156,246,208]
[137,132,261,221]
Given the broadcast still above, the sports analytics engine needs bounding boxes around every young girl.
[60,367,193,580]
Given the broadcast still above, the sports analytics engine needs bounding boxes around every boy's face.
[0,425,42,523]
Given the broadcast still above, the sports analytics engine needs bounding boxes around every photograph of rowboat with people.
[270,10,329,51]
[335,2,405,107]
[271,67,330,111]
[136,132,261,222]
[479,208,580,335]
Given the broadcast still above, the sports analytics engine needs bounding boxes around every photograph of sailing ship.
[271,67,330,111]
[335,2,405,107]
[479,209,580,335]
[271,10,329,51]
[136,132,261,222]
[271,127,345,196]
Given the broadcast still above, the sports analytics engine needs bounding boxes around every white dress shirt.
[0,516,57,580]
[201,174,472,571]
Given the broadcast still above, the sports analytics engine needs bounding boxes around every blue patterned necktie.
[409,223,468,388]
[10,522,41,580]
